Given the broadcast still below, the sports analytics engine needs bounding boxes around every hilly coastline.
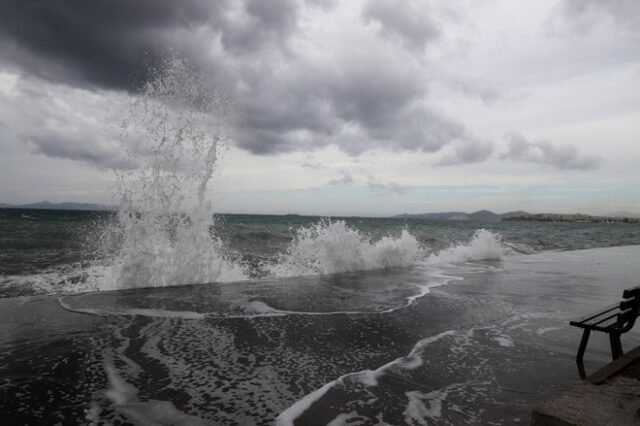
[0,201,115,211]
[393,210,530,221]
[394,210,640,223]
[2,202,639,223]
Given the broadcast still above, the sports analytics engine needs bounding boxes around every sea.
[2,208,640,425]
[1,208,640,298]
[0,209,640,297]
[3,58,640,425]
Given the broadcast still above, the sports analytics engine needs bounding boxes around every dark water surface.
[2,245,639,425]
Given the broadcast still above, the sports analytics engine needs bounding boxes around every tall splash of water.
[110,57,246,289]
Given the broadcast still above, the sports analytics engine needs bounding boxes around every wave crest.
[267,220,424,277]
[427,229,507,265]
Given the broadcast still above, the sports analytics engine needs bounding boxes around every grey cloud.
[29,133,135,170]
[502,132,602,171]
[0,0,487,161]
[366,178,412,197]
[362,0,441,50]
[218,0,299,54]
[0,72,135,171]
[0,0,296,90]
[307,0,338,10]
[447,78,502,105]
[0,0,214,89]
[231,31,497,158]
[327,171,355,186]
[437,138,494,166]
[230,46,477,156]
[555,0,640,37]
[324,169,412,197]
[301,161,325,170]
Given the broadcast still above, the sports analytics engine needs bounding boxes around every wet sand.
[1,245,639,425]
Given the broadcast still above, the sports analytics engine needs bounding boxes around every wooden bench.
[570,285,640,365]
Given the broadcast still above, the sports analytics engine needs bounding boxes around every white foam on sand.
[276,330,456,426]
[57,267,459,320]
[57,296,207,319]
[404,389,444,425]
[326,411,367,426]
[100,357,208,425]
[494,335,515,348]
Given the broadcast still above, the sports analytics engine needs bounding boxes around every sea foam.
[6,225,509,296]
[426,228,507,265]
[266,220,424,277]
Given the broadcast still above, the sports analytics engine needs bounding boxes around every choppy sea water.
[1,208,640,425]
[3,208,640,298]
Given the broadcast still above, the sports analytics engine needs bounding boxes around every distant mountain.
[392,210,531,221]
[468,210,500,221]
[0,201,115,211]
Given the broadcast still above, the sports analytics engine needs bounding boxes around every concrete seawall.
[532,346,640,425]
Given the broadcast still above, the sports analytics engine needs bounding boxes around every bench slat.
[570,302,619,327]
[586,311,621,330]
[590,316,620,332]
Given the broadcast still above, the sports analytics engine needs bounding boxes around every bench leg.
[609,333,623,360]
[576,359,586,380]
[577,329,591,361]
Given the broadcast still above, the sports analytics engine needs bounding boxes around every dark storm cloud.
[231,54,480,157]
[0,0,492,164]
[0,0,216,89]
[0,0,296,90]
[362,0,441,50]
[502,132,602,171]
[221,0,299,54]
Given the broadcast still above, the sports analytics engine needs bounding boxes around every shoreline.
[505,213,640,224]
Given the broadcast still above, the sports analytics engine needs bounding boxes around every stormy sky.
[0,0,639,215]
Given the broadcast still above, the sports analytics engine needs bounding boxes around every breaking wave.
[2,223,510,296]
[266,220,424,277]
[427,229,508,265]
